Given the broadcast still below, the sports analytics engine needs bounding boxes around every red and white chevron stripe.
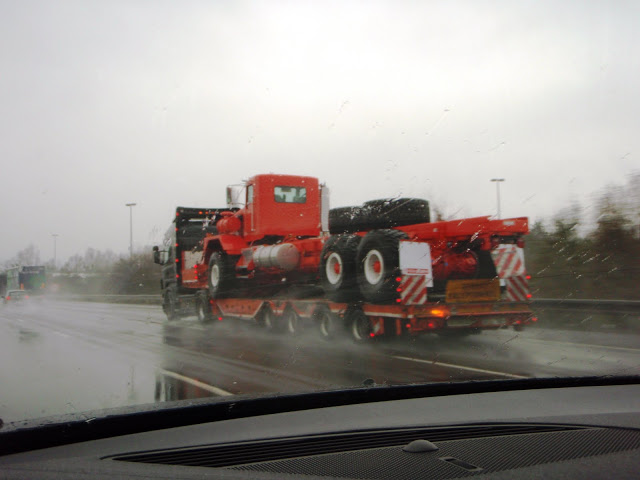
[398,275,428,305]
[492,245,525,278]
[505,275,531,301]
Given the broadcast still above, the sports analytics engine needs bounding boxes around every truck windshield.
[274,186,307,203]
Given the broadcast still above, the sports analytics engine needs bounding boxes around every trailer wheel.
[356,229,408,303]
[346,308,372,343]
[283,306,301,335]
[196,296,213,323]
[208,252,236,298]
[320,235,361,302]
[315,308,341,340]
[262,306,286,333]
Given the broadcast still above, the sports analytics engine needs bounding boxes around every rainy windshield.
[0,1,638,427]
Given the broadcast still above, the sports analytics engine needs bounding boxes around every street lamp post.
[51,234,59,268]
[490,178,505,219]
[125,203,137,258]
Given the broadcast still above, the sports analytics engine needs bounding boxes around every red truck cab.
[228,174,322,243]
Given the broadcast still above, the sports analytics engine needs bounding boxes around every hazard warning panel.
[398,275,428,305]
[398,241,432,305]
[491,245,530,301]
[505,275,531,302]
[491,245,526,278]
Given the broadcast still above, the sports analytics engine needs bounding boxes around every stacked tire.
[329,198,430,234]
[320,229,408,304]
[319,235,360,302]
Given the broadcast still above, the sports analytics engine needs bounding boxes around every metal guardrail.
[53,294,162,304]
[533,298,640,313]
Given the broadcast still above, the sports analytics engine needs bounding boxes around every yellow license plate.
[446,279,500,304]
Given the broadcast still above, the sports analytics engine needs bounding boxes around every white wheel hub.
[210,263,220,287]
[363,249,384,285]
[325,252,343,285]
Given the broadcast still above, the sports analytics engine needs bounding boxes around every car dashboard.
[1,379,639,479]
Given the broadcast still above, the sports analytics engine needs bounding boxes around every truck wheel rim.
[210,264,220,287]
[363,250,384,285]
[325,253,343,285]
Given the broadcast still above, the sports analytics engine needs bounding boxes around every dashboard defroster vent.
[111,423,584,468]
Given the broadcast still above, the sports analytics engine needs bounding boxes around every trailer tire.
[315,308,341,340]
[320,235,361,302]
[196,295,213,323]
[346,308,372,343]
[282,306,301,335]
[362,198,430,226]
[262,306,286,333]
[208,252,236,298]
[329,198,430,234]
[356,229,408,303]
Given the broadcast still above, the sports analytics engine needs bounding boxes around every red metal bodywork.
[241,174,321,242]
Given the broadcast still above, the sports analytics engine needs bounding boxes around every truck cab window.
[247,185,254,205]
[275,186,307,203]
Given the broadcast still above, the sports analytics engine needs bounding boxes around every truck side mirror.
[152,246,160,264]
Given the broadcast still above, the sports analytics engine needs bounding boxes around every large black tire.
[319,234,361,302]
[346,308,372,343]
[363,198,430,226]
[261,306,286,333]
[356,229,408,303]
[314,307,343,340]
[283,306,302,335]
[329,198,430,234]
[195,294,213,323]
[207,252,236,298]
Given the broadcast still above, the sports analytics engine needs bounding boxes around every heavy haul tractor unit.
[153,174,534,340]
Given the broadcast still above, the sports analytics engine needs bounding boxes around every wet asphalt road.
[0,299,639,425]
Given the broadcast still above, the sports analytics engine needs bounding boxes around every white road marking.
[159,369,233,396]
[524,337,640,353]
[392,355,528,379]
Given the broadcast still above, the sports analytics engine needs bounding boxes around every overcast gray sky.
[1,0,638,264]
